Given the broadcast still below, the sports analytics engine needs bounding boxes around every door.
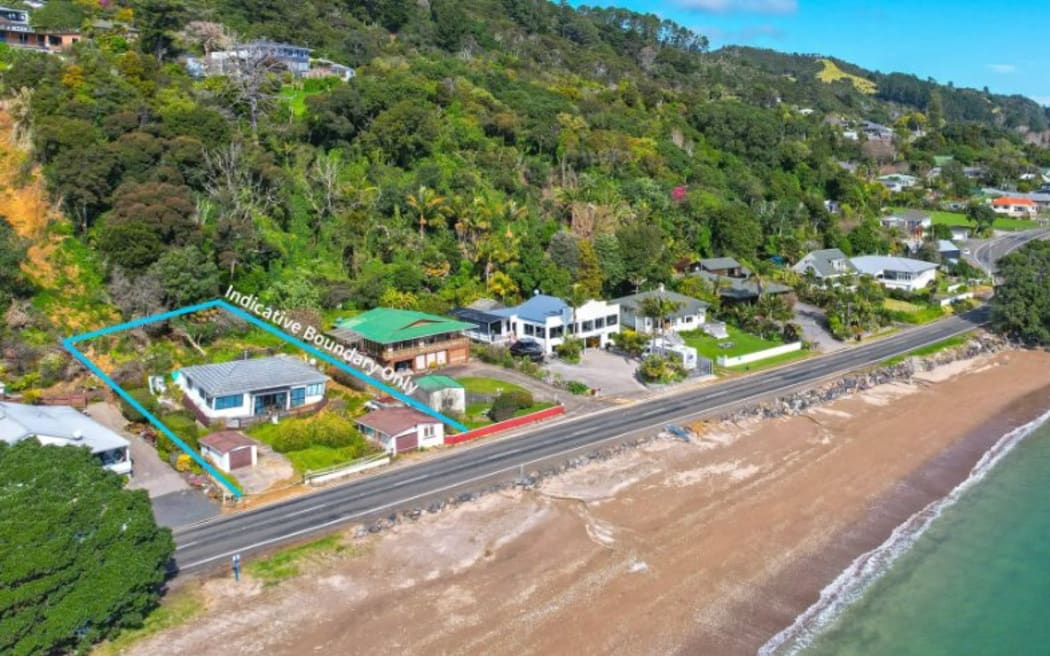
[414,354,425,370]
[228,446,253,469]
[395,432,418,453]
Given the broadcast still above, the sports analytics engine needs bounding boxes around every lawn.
[883,333,973,366]
[283,444,370,473]
[245,534,355,586]
[94,588,207,655]
[455,376,527,395]
[680,325,784,361]
[893,207,1040,232]
[883,298,945,324]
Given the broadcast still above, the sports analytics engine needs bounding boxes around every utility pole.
[232,554,241,582]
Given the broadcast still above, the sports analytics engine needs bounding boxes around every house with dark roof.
[688,257,792,304]
[174,355,328,423]
[792,248,857,282]
[692,256,748,278]
[330,308,475,373]
[850,255,938,293]
[355,407,444,454]
[612,288,709,334]
[0,401,131,475]
[199,430,258,472]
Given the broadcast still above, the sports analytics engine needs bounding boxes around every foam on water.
[758,407,1050,656]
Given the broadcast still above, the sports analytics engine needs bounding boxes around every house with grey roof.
[850,255,938,293]
[0,402,131,475]
[613,288,709,335]
[688,256,792,304]
[174,355,328,423]
[792,248,857,282]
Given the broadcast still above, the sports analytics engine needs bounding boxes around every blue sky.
[572,1,1050,106]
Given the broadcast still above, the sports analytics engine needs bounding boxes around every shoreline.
[118,349,1050,656]
[722,386,1050,656]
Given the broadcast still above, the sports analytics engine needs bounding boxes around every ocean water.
[761,408,1050,656]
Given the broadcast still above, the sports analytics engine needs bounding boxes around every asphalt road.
[173,307,987,575]
[970,228,1050,274]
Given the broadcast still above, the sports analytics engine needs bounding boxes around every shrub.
[610,329,648,356]
[267,412,369,454]
[554,337,583,363]
[489,390,534,422]
[118,387,158,422]
[159,412,200,452]
[566,380,590,395]
[638,355,687,384]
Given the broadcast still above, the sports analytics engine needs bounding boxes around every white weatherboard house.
[175,355,328,422]
[490,294,621,355]
[612,288,709,335]
[0,401,132,475]
[850,255,938,292]
[355,407,444,455]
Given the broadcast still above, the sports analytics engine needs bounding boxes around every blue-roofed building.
[451,294,620,355]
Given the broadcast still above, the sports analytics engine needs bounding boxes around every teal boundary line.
[63,298,467,497]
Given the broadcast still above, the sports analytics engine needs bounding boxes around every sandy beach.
[120,348,1050,656]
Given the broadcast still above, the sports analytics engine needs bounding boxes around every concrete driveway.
[793,302,846,353]
[85,402,219,527]
[545,349,647,398]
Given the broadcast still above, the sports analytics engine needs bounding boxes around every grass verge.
[93,587,207,655]
[882,333,973,366]
[246,534,352,586]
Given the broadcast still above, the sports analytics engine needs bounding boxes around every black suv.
[510,339,545,361]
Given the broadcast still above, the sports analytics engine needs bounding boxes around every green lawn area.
[455,376,527,395]
[680,325,784,361]
[245,534,355,586]
[894,207,1040,232]
[726,348,811,372]
[883,333,973,366]
[283,445,370,473]
[883,298,923,313]
[882,298,945,324]
[94,588,207,655]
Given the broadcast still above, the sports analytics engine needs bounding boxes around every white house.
[175,355,328,423]
[990,197,1037,218]
[355,407,444,455]
[199,430,258,473]
[412,375,466,415]
[877,174,919,192]
[612,288,708,335]
[487,294,620,355]
[850,255,938,292]
[0,402,131,475]
[793,248,857,282]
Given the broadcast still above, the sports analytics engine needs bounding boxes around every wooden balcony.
[374,336,471,362]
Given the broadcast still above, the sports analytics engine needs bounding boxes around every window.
[595,317,605,329]
[423,424,435,438]
[306,383,324,397]
[213,394,244,410]
[606,314,618,326]
[549,325,564,339]
[581,320,594,332]
[290,387,306,408]
[523,323,535,337]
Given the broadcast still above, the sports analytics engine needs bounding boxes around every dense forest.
[1,0,1049,388]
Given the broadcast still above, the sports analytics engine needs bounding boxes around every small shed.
[199,430,258,472]
[413,375,466,414]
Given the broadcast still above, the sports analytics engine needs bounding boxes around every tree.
[0,440,175,656]
[966,202,997,237]
[148,245,222,307]
[134,0,187,60]
[991,240,1050,344]
[635,294,682,338]
[405,186,447,238]
[616,222,666,292]
[0,216,32,308]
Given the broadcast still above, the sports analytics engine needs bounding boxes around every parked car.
[510,339,545,361]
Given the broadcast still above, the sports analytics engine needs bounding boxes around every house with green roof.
[329,308,476,373]
[412,375,466,414]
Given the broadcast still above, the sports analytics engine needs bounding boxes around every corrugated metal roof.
[492,294,571,324]
[199,430,256,453]
[612,290,708,318]
[0,402,128,453]
[355,407,437,437]
[334,308,475,344]
[414,375,463,392]
[850,255,938,275]
[177,355,327,397]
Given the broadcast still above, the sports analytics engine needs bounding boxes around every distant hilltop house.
[174,355,328,424]
[990,196,1037,218]
[792,248,857,282]
[355,406,444,455]
[861,121,894,141]
[330,308,475,373]
[876,173,919,193]
[0,401,131,475]
[982,188,1050,212]
[688,256,792,305]
[0,5,79,52]
[612,288,709,335]
[849,255,938,293]
[452,294,621,355]
[189,40,354,80]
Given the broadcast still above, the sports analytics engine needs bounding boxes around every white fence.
[938,291,974,307]
[716,341,802,368]
[303,453,390,485]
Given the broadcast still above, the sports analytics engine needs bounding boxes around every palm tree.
[635,294,683,340]
[406,186,447,238]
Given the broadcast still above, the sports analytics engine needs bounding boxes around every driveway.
[793,302,846,353]
[441,361,601,414]
[545,348,647,398]
[85,402,219,526]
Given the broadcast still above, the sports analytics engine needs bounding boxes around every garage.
[199,431,259,473]
[395,433,419,453]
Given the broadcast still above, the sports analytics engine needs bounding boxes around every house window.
[422,424,435,438]
[290,387,306,408]
[523,323,535,337]
[306,383,324,397]
[606,314,618,326]
[213,394,244,410]
[595,317,605,329]
[581,320,594,332]
[549,325,564,339]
